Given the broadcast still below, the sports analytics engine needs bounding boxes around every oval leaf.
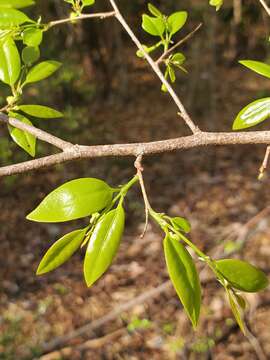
[84,205,125,287]
[0,8,32,27]
[0,36,21,85]
[168,11,188,36]
[216,259,269,292]
[23,28,43,47]
[37,227,88,275]
[142,14,165,37]
[163,236,201,328]
[0,0,35,9]
[8,112,36,157]
[148,3,162,17]
[171,217,191,233]
[27,178,113,223]
[22,46,40,65]
[18,105,63,118]
[233,98,270,130]
[239,60,270,79]
[23,60,62,86]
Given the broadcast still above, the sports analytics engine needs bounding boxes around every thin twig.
[258,145,270,179]
[108,0,199,134]
[48,11,116,28]
[134,154,151,237]
[156,23,203,65]
[258,0,270,16]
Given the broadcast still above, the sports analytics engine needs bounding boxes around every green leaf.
[168,65,176,83]
[0,0,35,9]
[0,36,21,85]
[27,178,113,223]
[225,287,246,334]
[82,0,95,6]
[142,14,165,37]
[18,105,63,118]
[37,227,88,275]
[148,3,162,17]
[8,112,36,157]
[233,98,270,130]
[22,28,43,47]
[163,235,201,328]
[209,0,223,11]
[22,46,40,65]
[171,217,191,233]
[239,60,270,79]
[171,52,186,66]
[168,11,188,36]
[0,8,32,27]
[23,60,62,86]
[216,259,269,292]
[84,205,125,287]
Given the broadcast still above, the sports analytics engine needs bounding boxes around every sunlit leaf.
[8,112,36,157]
[0,0,35,9]
[84,205,125,287]
[82,0,95,6]
[23,60,62,86]
[239,60,270,79]
[22,28,43,47]
[142,14,165,37]
[233,98,270,130]
[171,217,191,233]
[148,3,162,17]
[209,0,223,11]
[27,178,113,222]
[37,227,88,275]
[0,8,32,27]
[216,259,269,292]
[0,36,21,85]
[225,287,246,334]
[18,105,63,118]
[168,11,188,36]
[163,235,201,328]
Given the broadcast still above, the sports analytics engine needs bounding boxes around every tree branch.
[48,11,116,28]
[108,0,199,134]
[2,130,270,177]
[0,113,72,150]
[258,0,270,16]
[156,23,203,65]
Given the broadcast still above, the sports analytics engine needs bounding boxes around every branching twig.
[108,0,199,134]
[48,11,116,28]
[156,23,203,65]
[134,154,151,237]
[258,0,270,16]
[258,145,270,179]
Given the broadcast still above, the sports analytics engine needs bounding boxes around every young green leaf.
[8,112,36,157]
[168,11,188,36]
[225,287,246,334]
[82,0,95,6]
[168,65,176,83]
[233,98,270,130]
[171,52,186,66]
[163,235,201,328]
[84,205,125,287]
[216,259,269,292]
[209,0,223,11]
[18,105,63,119]
[0,8,32,27]
[171,217,191,233]
[0,0,35,8]
[239,60,270,79]
[148,3,162,17]
[142,14,165,37]
[23,60,62,86]
[22,28,43,47]
[27,178,113,223]
[0,37,21,85]
[22,46,40,65]
[37,227,88,275]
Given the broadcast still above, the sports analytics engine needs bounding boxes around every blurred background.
[0,0,270,359]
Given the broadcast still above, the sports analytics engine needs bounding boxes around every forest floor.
[0,45,270,360]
